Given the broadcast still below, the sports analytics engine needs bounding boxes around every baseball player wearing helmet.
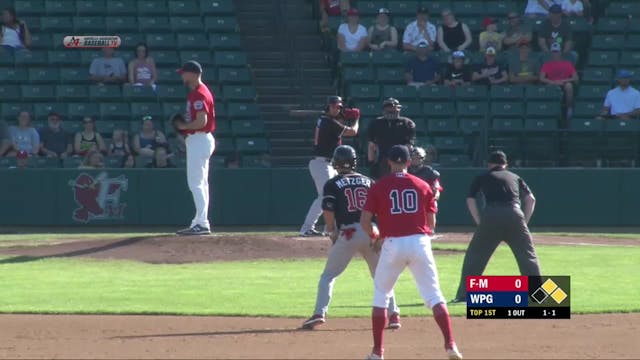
[409,146,443,202]
[367,98,416,180]
[302,145,401,331]
[361,145,462,360]
[451,151,541,303]
[174,61,216,236]
[299,96,361,236]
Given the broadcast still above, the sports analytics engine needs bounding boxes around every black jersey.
[368,116,416,161]
[314,114,347,158]
[409,164,443,193]
[321,172,374,228]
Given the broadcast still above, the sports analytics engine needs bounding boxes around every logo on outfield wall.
[69,172,128,223]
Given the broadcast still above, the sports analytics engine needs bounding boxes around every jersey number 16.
[345,187,367,212]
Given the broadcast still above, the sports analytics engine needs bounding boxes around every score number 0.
[515,278,523,304]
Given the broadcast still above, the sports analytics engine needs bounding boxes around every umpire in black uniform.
[367,98,416,179]
[452,151,542,303]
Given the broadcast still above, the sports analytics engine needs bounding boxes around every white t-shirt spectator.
[561,0,584,13]
[525,0,560,15]
[403,20,437,47]
[9,126,40,154]
[338,23,368,51]
[604,86,640,116]
[89,56,127,78]
[1,26,23,48]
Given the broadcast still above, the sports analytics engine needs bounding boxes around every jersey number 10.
[390,189,418,214]
[345,187,368,212]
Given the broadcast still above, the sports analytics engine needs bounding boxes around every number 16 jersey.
[363,172,437,238]
[322,172,373,228]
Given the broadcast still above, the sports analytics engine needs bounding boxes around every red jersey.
[182,84,216,136]
[540,60,576,81]
[322,0,342,16]
[363,172,437,238]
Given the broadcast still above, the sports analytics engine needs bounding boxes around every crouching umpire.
[451,151,542,303]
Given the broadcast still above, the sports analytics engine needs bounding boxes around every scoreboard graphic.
[466,276,571,319]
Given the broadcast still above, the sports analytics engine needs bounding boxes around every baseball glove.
[342,107,360,120]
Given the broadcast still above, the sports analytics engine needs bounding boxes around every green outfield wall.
[0,168,633,226]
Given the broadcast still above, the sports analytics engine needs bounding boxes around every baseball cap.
[16,150,29,160]
[549,4,562,14]
[488,150,507,165]
[417,41,429,49]
[347,8,359,16]
[416,6,429,14]
[482,17,495,29]
[378,7,390,15]
[617,69,633,79]
[48,111,61,119]
[485,46,497,55]
[452,50,465,59]
[176,60,202,74]
[550,42,562,52]
[388,145,411,164]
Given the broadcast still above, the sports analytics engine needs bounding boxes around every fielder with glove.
[301,145,401,331]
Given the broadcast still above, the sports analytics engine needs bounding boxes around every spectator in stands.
[121,153,135,168]
[540,42,579,118]
[89,47,127,85]
[368,8,398,51]
[597,70,640,120]
[443,51,472,87]
[78,150,104,169]
[503,12,533,50]
[74,116,106,156]
[108,129,131,157]
[403,6,437,52]
[146,145,174,168]
[337,8,368,52]
[509,39,540,84]
[562,0,585,17]
[0,7,31,52]
[437,9,472,53]
[132,116,167,157]
[538,4,574,57]
[319,0,350,32]
[128,42,157,90]
[524,0,556,18]
[8,110,39,156]
[405,42,440,87]
[473,47,508,86]
[258,153,272,168]
[39,112,72,158]
[0,119,10,156]
[479,18,505,52]
[225,152,241,169]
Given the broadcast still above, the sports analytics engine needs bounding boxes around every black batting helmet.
[332,145,357,171]
[383,97,402,108]
[327,96,343,107]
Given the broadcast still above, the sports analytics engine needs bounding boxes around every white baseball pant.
[373,234,447,309]
[185,132,215,229]
[300,157,337,234]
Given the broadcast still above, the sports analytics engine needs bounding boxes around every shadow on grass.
[0,236,168,265]
[113,327,367,339]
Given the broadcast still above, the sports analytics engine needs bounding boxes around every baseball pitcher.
[299,96,360,236]
[174,60,216,235]
[302,145,401,330]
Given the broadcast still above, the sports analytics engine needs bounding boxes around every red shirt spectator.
[540,56,576,81]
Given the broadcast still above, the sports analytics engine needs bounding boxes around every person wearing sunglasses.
[74,116,105,156]
[502,12,532,51]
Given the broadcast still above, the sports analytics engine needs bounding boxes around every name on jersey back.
[335,177,372,189]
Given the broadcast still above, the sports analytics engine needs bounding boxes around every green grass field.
[0,240,638,317]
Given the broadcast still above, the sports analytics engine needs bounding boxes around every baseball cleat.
[301,314,325,329]
[300,229,323,237]
[387,313,401,330]
[176,225,211,236]
[448,298,466,305]
[446,345,463,359]
[365,352,383,360]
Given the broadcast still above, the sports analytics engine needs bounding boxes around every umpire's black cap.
[383,97,402,108]
[176,60,203,74]
[388,145,411,163]
[488,150,507,165]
